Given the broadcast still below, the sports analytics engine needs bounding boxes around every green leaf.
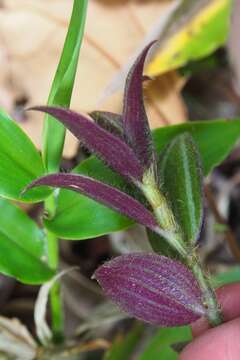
[43,0,88,173]
[44,157,134,239]
[153,119,240,176]
[0,198,54,284]
[159,133,203,245]
[103,323,144,360]
[139,327,192,360]
[147,229,179,259]
[0,110,51,203]
[46,119,240,240]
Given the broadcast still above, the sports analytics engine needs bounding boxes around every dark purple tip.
[123,41,157,170]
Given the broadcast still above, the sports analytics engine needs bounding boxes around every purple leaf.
[123,42,156,170]
[26,174,158,230]
[90,111,123,138]
[29,106,143,182]
[95,253,206,327]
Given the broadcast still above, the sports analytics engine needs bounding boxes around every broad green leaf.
[153,119,240,175]
[0,198,54,284]
[139,327,192,360]
[46,119,240,240]
[159,133,203,245]
[0,110,51,203]
[43,0,88,173]
[146,0,232,76]
[44,157,134,239]
[103,323,144,360]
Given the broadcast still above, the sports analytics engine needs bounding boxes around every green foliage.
[45,119,240,239]
[42,0,88,173]
[159,133,203,245]
[0,198,54,284]
[0,109,51,203]
[103,325,191,360]
[40,0,88,337]
[139,327,192,360]
[212,266,240,288]
[147,229,179,258]
[103,323,144,360]
[0,0,237,341]
[153,119,240,175]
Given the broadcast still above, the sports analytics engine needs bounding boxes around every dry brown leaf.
[144,72,187,128]
[0,0,186,158]
[0,316,37,360]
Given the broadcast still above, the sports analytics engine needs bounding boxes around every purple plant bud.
[123,42,156,170]
[26,174,158,230]
[29,106,143,182]
[90,111,123,138]
[95,253,206,327]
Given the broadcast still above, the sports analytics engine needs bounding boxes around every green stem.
[189,255,223,326]
[141,175,223,327]
[141,180,187,257]
[45,196,64,343]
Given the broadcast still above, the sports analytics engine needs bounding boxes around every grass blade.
[42,0,88,172]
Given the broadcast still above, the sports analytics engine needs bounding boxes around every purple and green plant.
[0,0,239,354]
[26,42,222,327]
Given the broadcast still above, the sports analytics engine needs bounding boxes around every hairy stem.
[45,196,64,343]
[141,175,223,326]
[141,179,187,257]
[189,255,223,326]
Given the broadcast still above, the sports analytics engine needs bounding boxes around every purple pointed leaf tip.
[123,41,157,169]
[94,253,206,327]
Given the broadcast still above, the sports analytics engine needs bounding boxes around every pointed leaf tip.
[123,41,157,170]
[27,173,158,230]
[29,106,143,182]
[95,253,205,327]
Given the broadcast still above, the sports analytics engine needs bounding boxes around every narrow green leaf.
[0,198,54,284]
[43,0,88,172]
[0,110,51,202]
[104,323,144,360]
[159,133,203,245]
[46,119,240,240]
[139,327,191,360]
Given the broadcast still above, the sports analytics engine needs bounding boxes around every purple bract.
[95,253,206,327]
[26,173,158,230]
